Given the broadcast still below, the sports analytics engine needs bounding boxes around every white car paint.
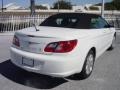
[11,26,115,77]
[10,25,115,77]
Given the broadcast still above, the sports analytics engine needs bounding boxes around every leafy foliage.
[35,5,47,10]
[52,0,72,9]
[96,0,120,10]
[113,0,120,10]
[89,6,99,10]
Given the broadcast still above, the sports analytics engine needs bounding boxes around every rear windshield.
[40,13,100,29]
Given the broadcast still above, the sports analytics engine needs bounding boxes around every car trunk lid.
[15,26,89,54]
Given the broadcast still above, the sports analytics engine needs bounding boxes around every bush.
[89,6,99,10]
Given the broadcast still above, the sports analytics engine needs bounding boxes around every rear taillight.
[13,35,20,47]
[44,40,77,53]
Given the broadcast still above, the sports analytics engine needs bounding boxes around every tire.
[108,36,116,50]
[80,50,95,79]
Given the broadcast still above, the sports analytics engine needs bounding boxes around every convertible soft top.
[53,13,101,18]
[40,13,103,29]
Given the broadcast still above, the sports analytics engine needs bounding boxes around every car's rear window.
[40,13,100,29]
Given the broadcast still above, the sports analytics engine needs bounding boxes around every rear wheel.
[80,50,95,79]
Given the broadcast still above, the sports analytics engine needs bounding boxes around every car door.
[91,17,111,52]
[99,17,114,48]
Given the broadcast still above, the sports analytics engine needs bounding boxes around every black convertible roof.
[40,12,103,29]
[53,13,101,18]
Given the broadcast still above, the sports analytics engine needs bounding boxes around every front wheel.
[108,36,116,50]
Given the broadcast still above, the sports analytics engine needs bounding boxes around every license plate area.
[22,57,34,67]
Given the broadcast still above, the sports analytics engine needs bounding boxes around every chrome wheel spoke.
[86,54,94,75]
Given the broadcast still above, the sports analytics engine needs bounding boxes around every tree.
[35,5,47,10]
[95,0,120,10]
[105,2,115,10]
[52,0,72,9]
[30,5,48,10]
[113,0,120,10]
[89,6,99,10]
[104,0,120,10]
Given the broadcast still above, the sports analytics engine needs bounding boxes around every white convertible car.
[10,13,116,78]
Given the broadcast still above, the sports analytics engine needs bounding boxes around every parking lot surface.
[0,33,120,90]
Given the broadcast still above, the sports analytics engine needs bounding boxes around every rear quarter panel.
[76,29,111,61]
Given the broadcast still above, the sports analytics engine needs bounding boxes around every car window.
[90,17,108,29]
[56,18,63,26]
[40,13,102,29]
[40,15,79,28]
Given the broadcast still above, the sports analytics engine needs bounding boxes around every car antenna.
[30,0,39,32]
[33,23,39,31]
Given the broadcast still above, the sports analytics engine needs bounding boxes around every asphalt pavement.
[0,33,120,90]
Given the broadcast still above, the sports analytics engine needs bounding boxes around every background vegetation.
[96,0,120,10]
[52,0,72,9]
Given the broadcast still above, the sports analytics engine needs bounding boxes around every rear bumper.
[10,47,84,77]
